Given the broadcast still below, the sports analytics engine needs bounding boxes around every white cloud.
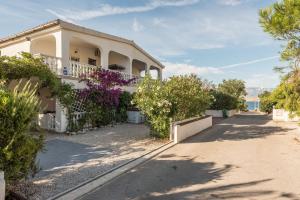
[162,61,223,78]
[132,18,144,32]
[218,0,241,6]
[153,18,169,28]
[163,55,280,79]
[219,56,279,69]
[46,0,199,21]
[245,73,279,88]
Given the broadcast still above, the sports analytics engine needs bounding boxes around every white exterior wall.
[205,110,237,118]
[31,37,56,56]
[62,29,162,71]
[171,116,212,144]
[273,109,300,122]
[0,40,30,56]
[69,44,100,66]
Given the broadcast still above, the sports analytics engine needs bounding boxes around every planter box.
[170,116,212,143]
[0,171,4,200]
[127,111,145,124]
[273,109,300,122]
[205,109,237,118]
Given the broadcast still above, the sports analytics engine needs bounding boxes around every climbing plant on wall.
[73,69,135,130]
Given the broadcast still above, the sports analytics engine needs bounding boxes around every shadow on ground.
[184,114,295,143]
[82,155,299,200]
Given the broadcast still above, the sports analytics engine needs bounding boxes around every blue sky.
[0,0,282,88]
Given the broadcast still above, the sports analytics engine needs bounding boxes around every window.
[88,58,97,66]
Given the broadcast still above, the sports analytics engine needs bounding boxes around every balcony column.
[101,49,109,69]
[145,64,150,76]
[129,57,133,78]
[54,31,70,76]
[158,68,163,80]
[53,31,70,133]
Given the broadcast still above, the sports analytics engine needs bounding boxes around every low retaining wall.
[170,116,212,144]
[205,109,237,118]
[273,109,300,122]
[0,171,4,200]
[127,111,145,124]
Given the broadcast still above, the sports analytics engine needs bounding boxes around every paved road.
[81,114,300,200]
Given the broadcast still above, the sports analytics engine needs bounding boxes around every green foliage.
[259,91,276,113]
[259,0,300,68]
[271,77,300,115]
[0,53,76,130]
[116,91,133,122]
[0,81,44,184]
[209,90,238,110]
[218,79,247,110]
[134,74,212,138]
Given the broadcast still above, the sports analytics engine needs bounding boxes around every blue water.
[246,101,260,111]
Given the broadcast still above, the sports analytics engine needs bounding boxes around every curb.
[48,141,175,200]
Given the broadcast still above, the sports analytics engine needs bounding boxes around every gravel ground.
[21,123,167,200]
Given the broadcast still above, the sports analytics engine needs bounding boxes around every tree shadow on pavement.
[82,158,233,200]
[140,179,276,200]
[184,115,295,143]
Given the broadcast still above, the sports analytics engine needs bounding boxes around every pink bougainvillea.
[80,69,135,108]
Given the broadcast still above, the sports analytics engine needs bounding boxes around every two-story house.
[0,19,164,132]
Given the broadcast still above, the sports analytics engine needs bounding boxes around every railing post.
[0,171,5,200]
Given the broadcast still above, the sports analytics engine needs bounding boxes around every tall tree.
[260,0,300,115]
[259,0,300,72]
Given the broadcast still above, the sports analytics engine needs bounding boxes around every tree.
[209,90,238,110]
[259,91,276,113]
[259,0,300,71]
[134,74,212,138]
[260,0,300,116]
[218,79,247,110]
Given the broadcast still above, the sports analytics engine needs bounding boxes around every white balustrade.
[34,53,60,74]
[68,61,98,78]
[34,54,143,84]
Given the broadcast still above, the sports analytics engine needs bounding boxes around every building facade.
[0,19,164,132]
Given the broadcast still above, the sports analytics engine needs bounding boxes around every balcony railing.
[35,53,60,74]
[68,61,98,78]
[36,54,143,84]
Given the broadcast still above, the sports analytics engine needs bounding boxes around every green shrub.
[0,81,44,184]
[218,79,247,110]
[259,91,275,113]
[116,91,133,122]
[209,90,238,110]
[134,75,212,138]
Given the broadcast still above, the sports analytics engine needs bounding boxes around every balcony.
[36,54,142,84]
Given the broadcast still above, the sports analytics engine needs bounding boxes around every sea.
[246,101,260,111]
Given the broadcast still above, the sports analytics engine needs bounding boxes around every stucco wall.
[31,38,56,56]
[0,40,30,56]
[108,51,130,73]
[171,116,212,143]
[273,109,300,122]
[70,44,100,66]
[205,110,237,118]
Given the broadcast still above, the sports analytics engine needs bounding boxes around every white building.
[0,19,164,132]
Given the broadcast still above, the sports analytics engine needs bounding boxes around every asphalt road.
[81,114,300,200]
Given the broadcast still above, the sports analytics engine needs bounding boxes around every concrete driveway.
[81,113,300,200]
